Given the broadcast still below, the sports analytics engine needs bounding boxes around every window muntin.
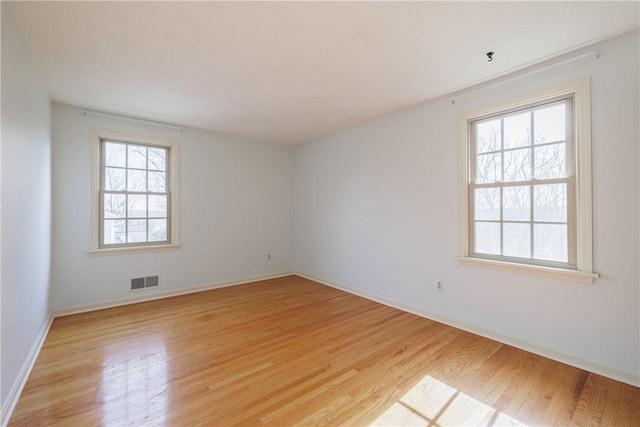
[469,98,576,268]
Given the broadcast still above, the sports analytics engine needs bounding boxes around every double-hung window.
[458,78,597,282]
[90,130,180,254]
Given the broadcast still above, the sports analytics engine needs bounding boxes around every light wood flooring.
[9,275,639,426]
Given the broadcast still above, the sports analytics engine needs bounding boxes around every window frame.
[89,129,181,255]
[457,78,598,283]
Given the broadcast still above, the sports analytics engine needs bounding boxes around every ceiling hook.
[486,51,494,62]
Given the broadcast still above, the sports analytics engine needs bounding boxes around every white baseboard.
[1,313,54,427]
[54,272,295,317]
[295,272,640,388]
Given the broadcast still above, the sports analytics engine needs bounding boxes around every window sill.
[457,256,599,283]
[88,243,182,256]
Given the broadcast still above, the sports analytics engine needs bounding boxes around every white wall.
[295,31,639,385]
[1,2,52,413]
[51,104,294,311]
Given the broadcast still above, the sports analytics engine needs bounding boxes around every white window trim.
[89,129,181,256]
[457,77,598,283]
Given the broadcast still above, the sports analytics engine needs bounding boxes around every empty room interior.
[2,1,639,426]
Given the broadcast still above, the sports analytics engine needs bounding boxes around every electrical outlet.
[267,254,271,260]
[436,281,444,292]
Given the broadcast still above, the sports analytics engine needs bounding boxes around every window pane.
[148,171,166,193]
[504,112,530,149]
[128,145,147,169]
[475,222,500,255]
[534,143,566,179]
[127,219,147,243]
[149,195,167,218]
[103,219,126,245]
[534,184,567,222]
[503,223,531,258]
[127,195,147,218]
[475,188,500,220]
[476,119,501,154]
[148,148,166,171]
[503,148,531,182]
[534,104,565,144]
[503,186,530,221]
[127,169,147,192]
[104,194,126,218]
[149,219,167,242]
[476,152,501,184]
[105,167,125,191]
[105,142,126,167]
[534,223,568,262]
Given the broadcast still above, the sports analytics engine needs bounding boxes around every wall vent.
[131,277,145,290]
[145,275,159,288]
[131,276,159,291]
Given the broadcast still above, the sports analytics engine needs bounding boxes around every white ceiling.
[8,1,639,145]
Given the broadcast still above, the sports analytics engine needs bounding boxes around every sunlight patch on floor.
[370,375,528,427]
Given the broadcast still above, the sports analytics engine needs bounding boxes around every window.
[458,78,597,282]
[90,130,180,254]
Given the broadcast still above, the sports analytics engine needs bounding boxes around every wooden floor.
[9,275,639,426]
